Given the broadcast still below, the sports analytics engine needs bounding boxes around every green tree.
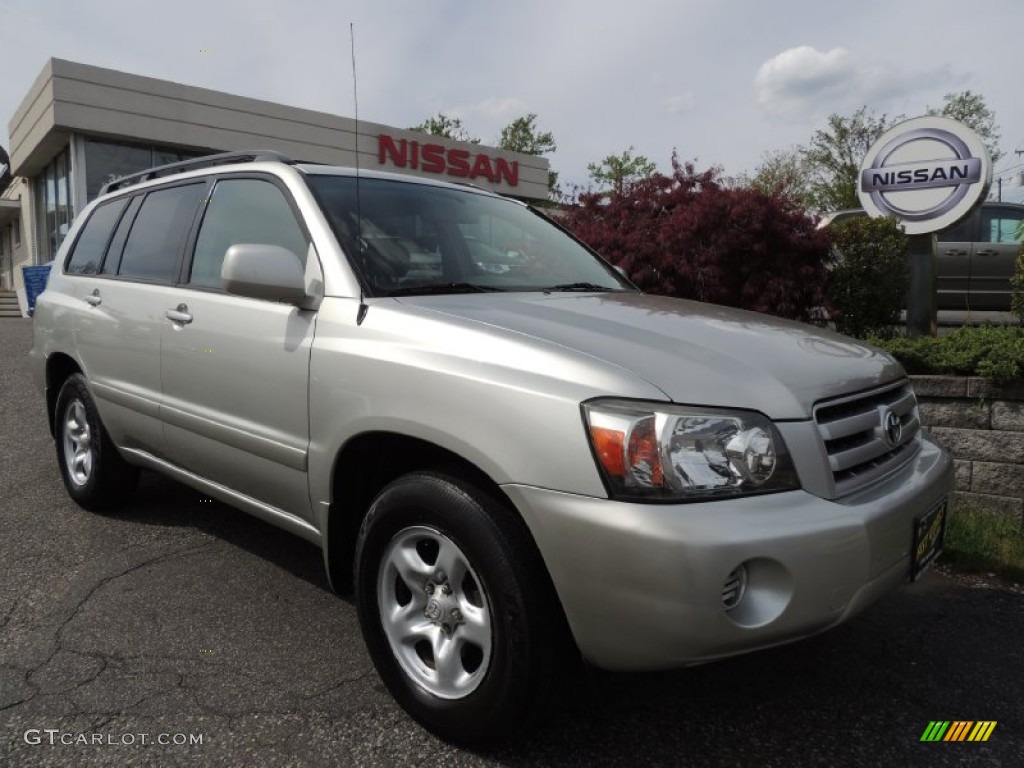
[826,216,909,338]
[802,107,896,212]
[927,90,1002,164]
[498,113,556,155]
[498,113,559,197]
[749,147,812,206]
[587,146,658,195]
[409,113,479,144]
[1011,221,1024,324]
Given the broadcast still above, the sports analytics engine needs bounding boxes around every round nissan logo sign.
[858,116,991,235]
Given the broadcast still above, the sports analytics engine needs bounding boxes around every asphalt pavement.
[1,317,1022,767]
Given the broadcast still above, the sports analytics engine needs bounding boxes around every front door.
[159,175,317,521]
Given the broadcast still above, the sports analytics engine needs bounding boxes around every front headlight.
[582,399,800,502]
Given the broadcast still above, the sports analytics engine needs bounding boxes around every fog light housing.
[722,565,748,611]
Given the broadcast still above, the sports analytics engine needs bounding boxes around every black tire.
[355,471,567,746]
[54,373,139,510]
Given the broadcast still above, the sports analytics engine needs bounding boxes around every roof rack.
[98,150,295,196]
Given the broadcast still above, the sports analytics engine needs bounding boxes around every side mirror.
[222,244,308,303]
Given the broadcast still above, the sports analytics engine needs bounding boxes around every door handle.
[943,249,968,256]
[83,289,102,307]
[975,249,997,256]
[165,303,193,325]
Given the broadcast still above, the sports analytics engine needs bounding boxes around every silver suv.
[31,151,953,744]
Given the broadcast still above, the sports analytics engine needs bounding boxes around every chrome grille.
[813,380,921,497]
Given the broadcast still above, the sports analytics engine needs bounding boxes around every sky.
[2,0,1023,194]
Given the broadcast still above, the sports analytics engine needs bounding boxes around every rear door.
[69,182,208,456]
[159,174,317,522]
[970,204,1024,311]
[935,211,977,311]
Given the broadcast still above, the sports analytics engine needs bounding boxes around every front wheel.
[355,472,567,746]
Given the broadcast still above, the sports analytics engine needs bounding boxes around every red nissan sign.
[378,134,519,187]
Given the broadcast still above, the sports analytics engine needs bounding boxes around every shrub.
[1011,222,1024,324]
[559,155,831,321]
[824,216,909,338]
[868,325,1024,384]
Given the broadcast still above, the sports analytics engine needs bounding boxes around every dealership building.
[0,58,549,314]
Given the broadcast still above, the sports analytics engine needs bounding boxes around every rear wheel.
[355,472,567,746]
[54,374,139,510]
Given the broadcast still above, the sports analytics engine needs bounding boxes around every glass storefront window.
[45,161,58,261]
[34,171,44,259]
[84,141,151,202]
[31,140,211,264]
[153,148,202,167]
[55,151,72,245]
[85,139,207,202]
[33,147,73,263]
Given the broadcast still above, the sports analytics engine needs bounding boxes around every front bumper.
[503,433,952,671]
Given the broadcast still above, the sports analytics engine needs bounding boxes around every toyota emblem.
[424,599,442,621]
[881,408,902,448]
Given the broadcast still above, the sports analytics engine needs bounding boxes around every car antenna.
[351,22,369,326]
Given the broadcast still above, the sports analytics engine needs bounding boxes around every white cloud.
[755,46,855,117]
[754,45,960,122]
[661,92,695,115]
[450,97,529,122]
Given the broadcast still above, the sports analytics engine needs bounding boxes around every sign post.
[857,116,992,337]
[905,234,937,337]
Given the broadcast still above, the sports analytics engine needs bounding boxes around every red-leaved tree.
[560,155,831,321]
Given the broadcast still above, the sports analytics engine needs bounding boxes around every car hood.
[395,292,904,420]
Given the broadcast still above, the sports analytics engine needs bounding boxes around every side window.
[101,196,142,275]
[980,207,1024,244]
[65,198,129,275]
[937,215,975,243]
[190,179,308,289]
[118,183,205,282]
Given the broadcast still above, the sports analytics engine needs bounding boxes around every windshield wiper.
[543,282,618,293]
[385,282,505,297]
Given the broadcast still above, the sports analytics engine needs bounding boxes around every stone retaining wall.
[911,375,1024,525]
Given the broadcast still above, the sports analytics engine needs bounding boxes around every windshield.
[306,175,632,297]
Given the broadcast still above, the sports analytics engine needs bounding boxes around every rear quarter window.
[64,198,129,275]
